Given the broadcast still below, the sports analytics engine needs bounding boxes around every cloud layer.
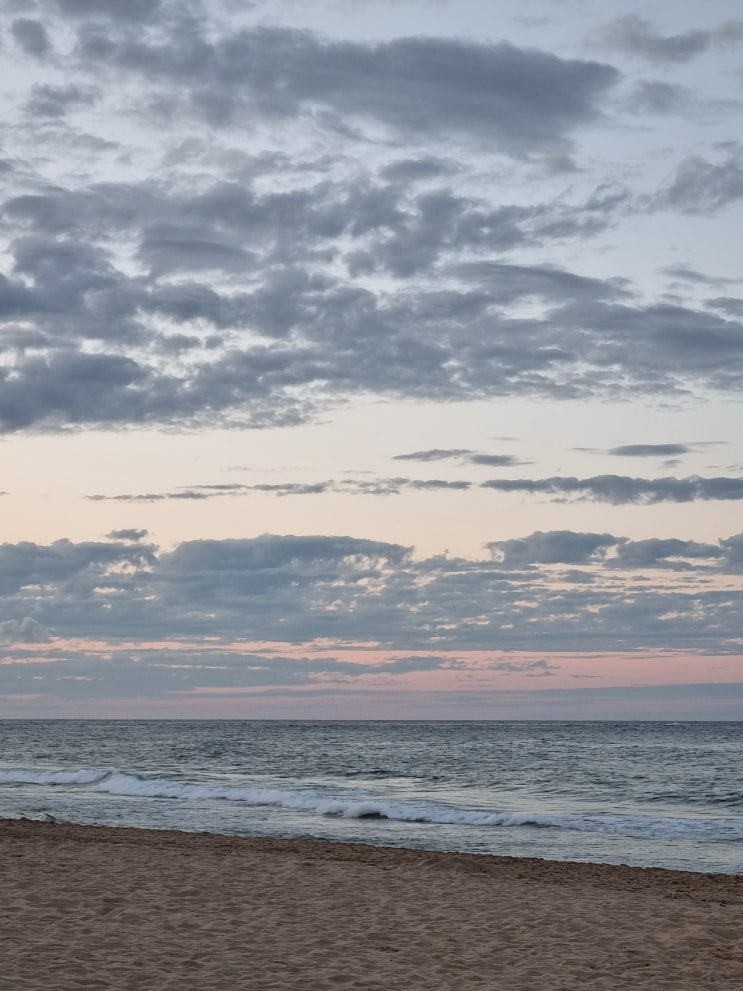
[1,3,743,716]
[0,2,741,436]
[0,530,741,699]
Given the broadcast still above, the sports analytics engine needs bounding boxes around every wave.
[649,790,743,810]
[0,768,107,786]
[341,769,400,779]
[3,766,743,841]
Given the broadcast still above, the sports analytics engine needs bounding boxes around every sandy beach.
[1,819,742,990]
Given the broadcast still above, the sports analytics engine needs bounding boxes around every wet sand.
[2,818,742,989]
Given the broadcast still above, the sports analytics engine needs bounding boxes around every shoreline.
[3,819,743,989]
[2,816,742,889]
[2,813,741,880]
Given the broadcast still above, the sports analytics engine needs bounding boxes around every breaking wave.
[2,765,743,842]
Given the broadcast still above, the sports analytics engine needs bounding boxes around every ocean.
[1,720,741,875]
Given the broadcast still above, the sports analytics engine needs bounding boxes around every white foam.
[95,772,320,809]
[3,765,743,842]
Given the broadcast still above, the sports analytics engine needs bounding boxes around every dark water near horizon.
[1,720,741,874]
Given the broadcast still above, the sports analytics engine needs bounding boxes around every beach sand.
[2,819,742,990]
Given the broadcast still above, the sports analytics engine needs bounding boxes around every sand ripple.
[2,820,743,989]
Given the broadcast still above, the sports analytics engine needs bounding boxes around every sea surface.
[1,720,741,875]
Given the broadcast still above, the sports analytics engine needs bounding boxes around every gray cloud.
[139,224,256,277]
[72,25,618,152]
[489,658,558,677]
[625,80,692,116]
[393,449,474,462]
[608,444,689,457]
[392,449,524,468]
[86,468,743,505]
[90,490,212,503]
[0,4,739,439]
[0,538,156,598]
[380,158,454,183]
[662,264,740,288]
[658,154,743,214]
[251,482,330,496]
[107,528,149,542]
[487,530,726,573]
[488,530,621,565]
[599,15,743,64]
[481,474,743,504]
[11,18,52,57]
[721,533,743,568]
[52,0,171,21]
[407,479,471,491]
[470,454,524,468]
[0,529,740,705]
[0,2,739,713]
[88,482,333,502]
[0,617,50,644]
[0,646,464,700]
[706,297,743,318]
[25,84,99,119]
[610,538,722,569]
[86,477,473,502]
[1,176,694,433]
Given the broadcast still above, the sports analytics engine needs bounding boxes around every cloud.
[107,529,149,542]
[706,297,743,318]
[0,529,740,703]
[71,25,618,152]
[393,449,474,462]
[625,80,691,116]
[87,468,743,505]
[488,531,621,565]
[406,479,471,491]
[51,0,171,22]
[380,158,454,183]
[470,454,524,468]
[599,15,743,64]
[11,18,52,58]
[25,84,99,119]
[448,260,628,306]
[0,531,739,661]
[721,533,743,568]
[0,4,739,438]
[608,444,689,458]
[0,537,156,599]
[392,449,524,468]
[661,264,740,288]
[0,646,467,700]
[0,352,152,432]
[658,154,743,214]
[251,482,330,496]
[489,658,558,677]
[481,474,743,504]
[138,227,256,277]
[0,184,686,433]
[610,538,722,569]
[0,617,50,644]
[86,477,474,501]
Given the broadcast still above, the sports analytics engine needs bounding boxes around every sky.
[0,0,742,719]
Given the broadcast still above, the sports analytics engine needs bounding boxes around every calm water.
[1,720,741,874]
